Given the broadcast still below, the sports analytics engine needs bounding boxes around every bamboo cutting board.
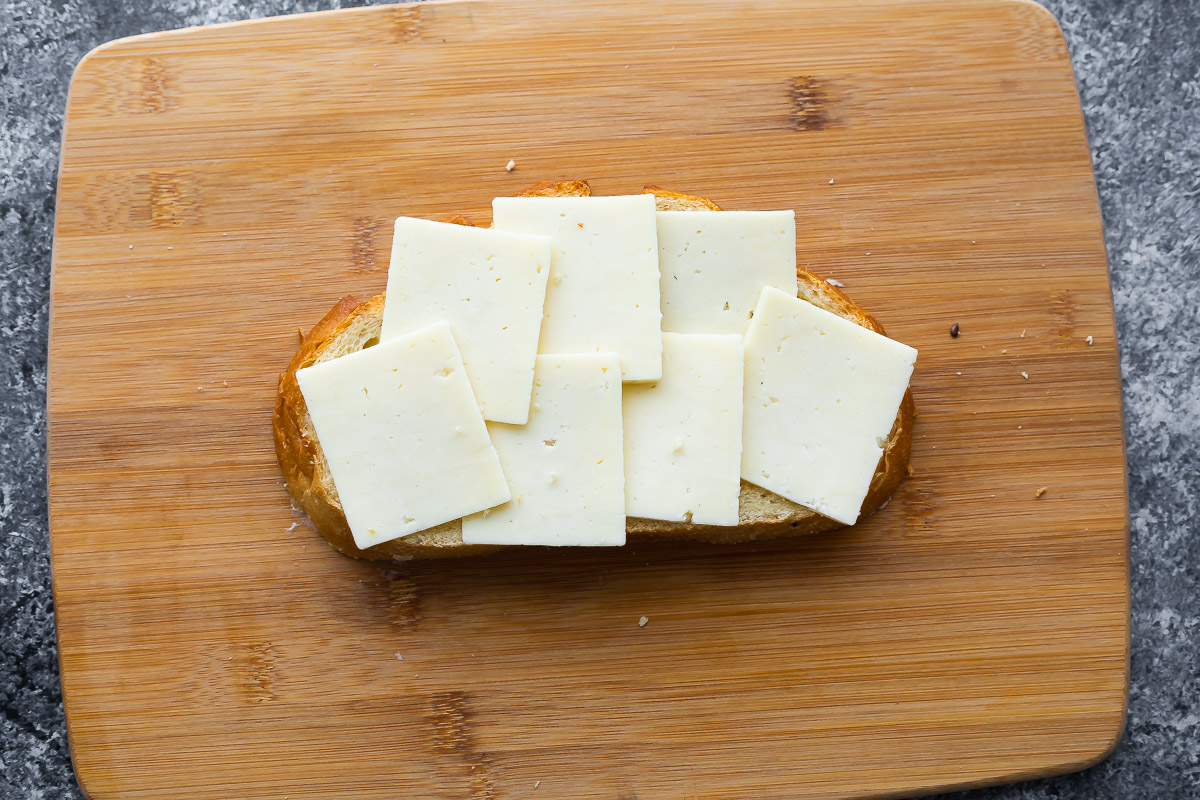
[48,0,1128,798]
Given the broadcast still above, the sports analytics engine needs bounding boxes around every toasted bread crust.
[643,184,723,211]
[274,182,915,559]
[517,180,593,198]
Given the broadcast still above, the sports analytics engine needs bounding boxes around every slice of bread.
[273,182,915,560]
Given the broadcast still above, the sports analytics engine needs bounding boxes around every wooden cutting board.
[48,0,1128,797]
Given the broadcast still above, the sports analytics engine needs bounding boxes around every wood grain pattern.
[47,0,1128,797]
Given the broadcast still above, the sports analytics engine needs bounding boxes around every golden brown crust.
[274,182,915,559]
[517,179,593,198]
[643,184,723,211]
[273,295,361,521]
[442,213,479,227]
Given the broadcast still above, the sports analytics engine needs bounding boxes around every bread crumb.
[534,781,541,789]
[1018,425,1022,429]
[297,326,306,342]
[167,246,173,250]
[956,371,962,376]
[1021,371,1029,379]
[1002,349,1007,354]
[828,178,835,185]
[1020,329,1026,338]
[285,522,300,533]
[197,386,203,391]
[395,652,403,661]
[128,244,133,249]
[1086,335,1094,345]
[638,616,649,627]
[1035,487,1047,498]
[826,278,845,287]
[505,159,516,172]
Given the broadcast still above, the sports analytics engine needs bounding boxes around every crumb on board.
[1021,329,1026,338]
[297,326,306,342]
[1035,487,1047,499]
[638,616,649,627]
[1021,371,1029,380]
[956,371,962,376]
[1087,335,1094,345]
[534,781,541,789]
[828,178,835,184]
[826,278,844,287]
[505,159,516,172]
[395,652,403,661]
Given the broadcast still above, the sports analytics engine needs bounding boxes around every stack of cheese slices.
[274,182,917,560]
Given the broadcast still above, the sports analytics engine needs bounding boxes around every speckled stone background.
[1,0,1196,797]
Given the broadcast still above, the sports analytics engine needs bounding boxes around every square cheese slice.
[657,210,796,335]
[624,333,744,526]
[742,286,917,525]
[296,320,510,550]
[491,195,662,381]
[381,217,552,425]
[461,353,626,546]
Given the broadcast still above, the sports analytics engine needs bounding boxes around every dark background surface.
[2,0,1197,797]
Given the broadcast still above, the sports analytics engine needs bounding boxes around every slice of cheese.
[296,320,510,549]
[657,210,796,335]
[381,217,552,425]
[742,286,916,525]
[624,333,743,525]
[491,195,662,381]
[461,353,626,546]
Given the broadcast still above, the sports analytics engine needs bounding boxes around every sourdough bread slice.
[273,182,915,560]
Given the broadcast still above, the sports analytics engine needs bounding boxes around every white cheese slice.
[491,195,662,381]
[742,286,916,525]
[657,210,796,335]
[461,353,626,546]
[381,217,552,425]
[296,320,510,549]
[623,332,744,526]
